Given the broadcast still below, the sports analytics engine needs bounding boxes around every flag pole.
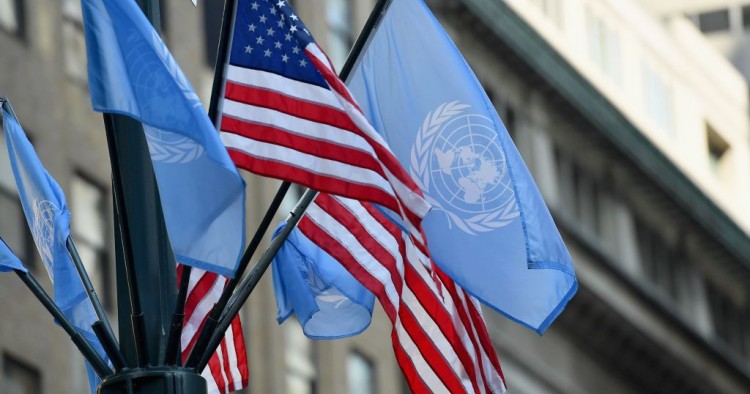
[14,268,112,378]
[181,0,294,365]
[191,0,395,371]
[66,237,127,371]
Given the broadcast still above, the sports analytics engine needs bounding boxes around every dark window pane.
[0,190,33,266]
[0,0,25,38]
[743,5,750,29]
[698,9,730,33]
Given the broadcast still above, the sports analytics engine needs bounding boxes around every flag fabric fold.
[179,266,249,394]
[346,0,577,334]
[271,222,375,339]
[296,194,507,393]
[216,0,430,237]
[81,0,246,277]
[2,104,108,393]
[0,238,26,273]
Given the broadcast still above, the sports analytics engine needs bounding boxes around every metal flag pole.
[192,0,395,372]
[14,268,112,378]
[66,237,128,371]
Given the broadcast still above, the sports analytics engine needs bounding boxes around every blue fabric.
[346,0,577,334]
[272,223,375,339]
[0,238,26,272]
[2,105,108,393]
[81,0,246,277]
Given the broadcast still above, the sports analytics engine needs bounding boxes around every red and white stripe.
[178,265,249,394]
[219,42,430,235]
[297,194,506,393]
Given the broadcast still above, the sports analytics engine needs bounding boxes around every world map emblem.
[32,199,58,278]
[410,102,519,235]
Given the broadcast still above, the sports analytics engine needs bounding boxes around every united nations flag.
[347,0,577,334]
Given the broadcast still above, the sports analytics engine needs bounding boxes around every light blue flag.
[347,0,577,334]
[81,0,246,276]
[2,104,108,393]
[272,223,375,339]
[0,238,26,273]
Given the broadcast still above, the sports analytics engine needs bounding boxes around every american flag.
[299,195,507,393]
[179,265,249,394]
[218,0,430,236]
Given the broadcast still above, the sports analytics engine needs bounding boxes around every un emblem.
[32,199,58,277]
[410,102,519,235]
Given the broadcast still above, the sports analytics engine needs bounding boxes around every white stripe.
[304,203,401,308]
[221,99,375,155]
[306,43,334,72]
[201,366,220,394]
[225,65,341,109]
[182,276,225,349]
[394,315,451,394]
[224,325,243,390]
[222,133,396,199]
[459,291,507,393]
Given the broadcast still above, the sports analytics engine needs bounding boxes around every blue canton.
[230,0,327,87]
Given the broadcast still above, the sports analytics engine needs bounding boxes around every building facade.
[1,0,749,393]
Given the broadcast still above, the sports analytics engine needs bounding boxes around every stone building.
[1,0,749,393]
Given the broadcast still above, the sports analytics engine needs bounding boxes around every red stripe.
[298,216,399,321]
[231,316,250,386]
[397,300,466,393]
[306,48,426,201]
[404,263,482,394]
[391,337,431,394]
[220,336,232,392]
[306,46,361,112]
[184,271,219,324]
[220,116,385,178]
[207,350,227,394]
[227,149,402,214]
[224,81,365,136]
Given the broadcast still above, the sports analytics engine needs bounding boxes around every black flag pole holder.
[2,0,395,393]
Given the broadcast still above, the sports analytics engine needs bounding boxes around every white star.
[282,54,289,62]
[285,33,292,41]
[256,36,265,45]
[277,0,286,7]
[290,14,298,21]
[277,19,285,28]
[292,46,300,54]
[259,15,267,23]
[290,25,298,33]
[248,23,256,32]
[264,49,272,57]
[245,45,253,54]
[270,7,277,15]
[299,59,307,67]
[267,27,275,36]
[251,1,259,10]
[275,41,282,49]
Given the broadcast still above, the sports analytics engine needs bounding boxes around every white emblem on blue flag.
[411,102,518,235]
[32,199,59,277]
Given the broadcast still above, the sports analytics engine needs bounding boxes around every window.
[636,223,683,302]
[706,283,749,358]
[706,124,729,176]
[3,354,41,394]
[697,9,730,33]
[554,147,602,239]
[585,6,621,85]
[71,175,109,308]
[202,0,224,67]
[285,319,317,394]
[743,5,750,30]
[348,351,375,394]
[62,0,88,84]
[529,0,563,27]
[326,0,353,71]
[0,130,33,265]
[0,0,24,37]
[641,62,674,135]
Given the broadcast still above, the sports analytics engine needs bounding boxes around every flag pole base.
[98,367,206,394]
